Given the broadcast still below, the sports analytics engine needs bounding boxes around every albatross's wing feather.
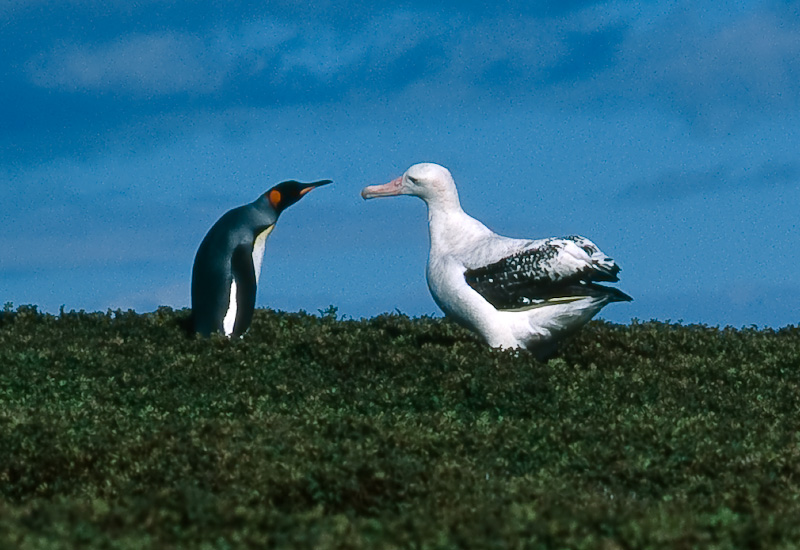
[463,236,631,311]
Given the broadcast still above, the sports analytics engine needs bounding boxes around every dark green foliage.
[2,305,800,548]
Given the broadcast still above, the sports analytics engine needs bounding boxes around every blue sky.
[2,0,799,327]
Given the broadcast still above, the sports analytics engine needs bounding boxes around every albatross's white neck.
[423,189,493,255]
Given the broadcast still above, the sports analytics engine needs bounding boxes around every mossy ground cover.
[1,304,799,549]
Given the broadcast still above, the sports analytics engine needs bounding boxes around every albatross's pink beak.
[361,176,404,200]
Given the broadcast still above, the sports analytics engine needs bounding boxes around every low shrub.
[1,306,799,548]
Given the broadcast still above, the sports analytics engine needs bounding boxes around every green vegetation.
[1,304,799,549]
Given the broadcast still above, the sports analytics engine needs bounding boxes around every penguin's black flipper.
[191,246,233,337]
[231,244,257,337]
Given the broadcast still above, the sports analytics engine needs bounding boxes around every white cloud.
[618,161,800,203]
[614,6,800,124]
[26,32,224,96]
[19,3,800,126]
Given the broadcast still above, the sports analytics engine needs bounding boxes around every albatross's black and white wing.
[464,236,632,311]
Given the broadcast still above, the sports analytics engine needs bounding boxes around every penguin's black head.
[266,179,332,214]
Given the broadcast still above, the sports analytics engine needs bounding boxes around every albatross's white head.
[361,162,460,207]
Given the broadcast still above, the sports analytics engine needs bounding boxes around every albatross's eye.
[407,175,419,185]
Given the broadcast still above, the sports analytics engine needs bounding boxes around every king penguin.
[191,179,332,337]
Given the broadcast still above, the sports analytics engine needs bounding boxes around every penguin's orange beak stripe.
[299,187,314,197]
[269,189,282,208]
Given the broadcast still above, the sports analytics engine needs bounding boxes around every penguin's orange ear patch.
[269,189,282,208]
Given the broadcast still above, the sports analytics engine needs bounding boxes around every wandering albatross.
[361,162,631,358]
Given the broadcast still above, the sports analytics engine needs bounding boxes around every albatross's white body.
[361,162,631,357]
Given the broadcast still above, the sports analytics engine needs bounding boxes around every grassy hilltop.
[1,305,800,549]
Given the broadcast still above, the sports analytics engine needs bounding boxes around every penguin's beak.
[361,176,404,199]
[299,179,332,197]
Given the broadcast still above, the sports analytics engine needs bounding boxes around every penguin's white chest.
[221,224,275,337]
[251,225,274,284]
[222,280,238,336]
